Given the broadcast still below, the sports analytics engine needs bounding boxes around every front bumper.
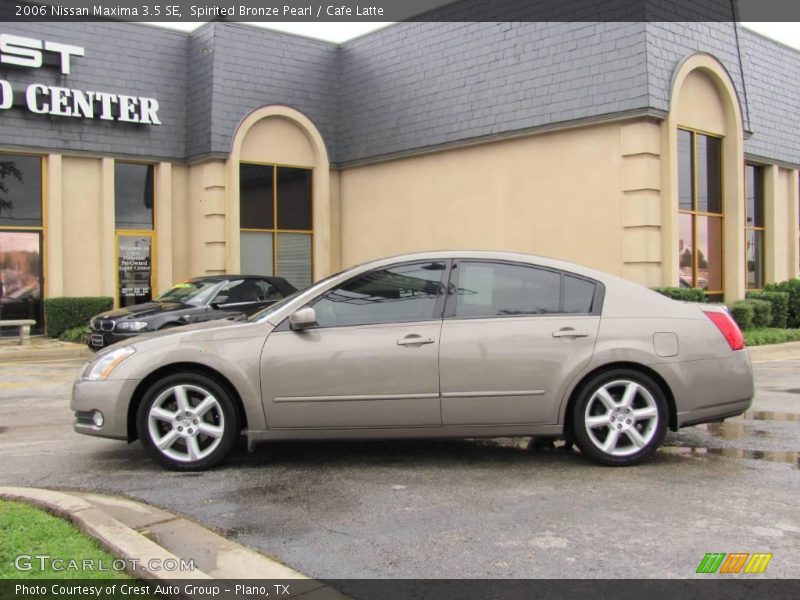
[71,377,141,440]
[87,331,142,350]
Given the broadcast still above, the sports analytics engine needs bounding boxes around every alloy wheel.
[583,379,660,457]
[147,384,225,463]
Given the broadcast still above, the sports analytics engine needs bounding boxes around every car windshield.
[155,279,223,306]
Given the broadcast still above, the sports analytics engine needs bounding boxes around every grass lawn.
[0,500,129,579]
[743,327,800,347]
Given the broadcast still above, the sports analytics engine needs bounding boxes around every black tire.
[571,369,668,466]
[136,372,239,471]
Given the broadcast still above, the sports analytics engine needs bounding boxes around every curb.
[747,341,800,363]
[0,487,208,582]
[0,487,332,589]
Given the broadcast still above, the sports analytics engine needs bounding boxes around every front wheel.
[571,370,667,466]
[136,373,239,470]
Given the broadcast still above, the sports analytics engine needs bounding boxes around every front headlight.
[83,347,136,381]
[116,321,148,332]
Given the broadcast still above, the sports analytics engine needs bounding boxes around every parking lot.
[0,355,798,578]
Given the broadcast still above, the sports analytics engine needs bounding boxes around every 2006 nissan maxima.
[71,251,754,470]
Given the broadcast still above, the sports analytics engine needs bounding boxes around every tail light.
[704,310,745,351]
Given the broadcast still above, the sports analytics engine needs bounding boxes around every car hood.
[95,301,189,320]
[96,318,271,356]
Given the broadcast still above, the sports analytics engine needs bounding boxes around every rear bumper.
[652,350,754,429]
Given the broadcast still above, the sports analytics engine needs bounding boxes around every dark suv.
[88,275,296,350]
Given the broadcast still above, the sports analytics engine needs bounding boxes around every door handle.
[552,328,589,338]
[397,335,435,346]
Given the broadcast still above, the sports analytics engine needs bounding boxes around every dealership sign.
[0,34,161,125]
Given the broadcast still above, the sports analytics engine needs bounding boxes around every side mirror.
[210,295,229,309]
[289,307,317,331]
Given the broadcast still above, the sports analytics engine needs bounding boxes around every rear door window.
[450,261,599,318]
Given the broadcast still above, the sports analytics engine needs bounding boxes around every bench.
[0,319,36,346]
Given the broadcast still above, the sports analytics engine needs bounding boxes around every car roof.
[350,250,605,281]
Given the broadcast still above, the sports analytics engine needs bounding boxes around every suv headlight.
[83,347,136,381]
[116,321,148,332]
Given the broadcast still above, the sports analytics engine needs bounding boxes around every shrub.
[746,298,772,329]
[58,326,89,344]
[44,297,113,338]
[651,287,706,303]
[744,328,800,346]
[727,300,754,330]
[764,279,800,328]
[746,291,789,329]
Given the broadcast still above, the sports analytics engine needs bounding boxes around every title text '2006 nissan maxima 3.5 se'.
[71,251,754,470]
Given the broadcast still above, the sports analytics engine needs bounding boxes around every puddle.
[661,446,799,468]
[742,410,800,422]
[701,411,800,440]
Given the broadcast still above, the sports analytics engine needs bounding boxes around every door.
[260,260,448,428]
[440,260,601,425]
[117,233,154,308]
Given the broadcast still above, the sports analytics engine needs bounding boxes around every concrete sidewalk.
[746,340,800,362]
[0,336,92,362]
[0,486,346,597]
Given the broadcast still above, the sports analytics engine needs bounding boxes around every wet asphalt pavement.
[0,355,798,578]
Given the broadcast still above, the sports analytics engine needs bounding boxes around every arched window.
[239,163,312,290]
[677,128,723,302]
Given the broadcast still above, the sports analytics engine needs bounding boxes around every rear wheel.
[571,369,667,466]
[136,373,239,470]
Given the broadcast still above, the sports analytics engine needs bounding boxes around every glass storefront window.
[276,167,312,230]
[678,212,694,288]
[0,231,43,333]
[240,163,313,290]
[745,164,765,290]
[677,129,724,298]
[0,154,44,334]
[0,155,42,228]
[678,130,693,211]
[240,164,274,230]
[115,162,155,307]
[240,231,274,277]
[696,135,722,214]
[696,215,724,292]
[115,163,154,230]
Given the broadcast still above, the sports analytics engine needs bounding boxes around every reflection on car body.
[71,251,754,470]
[86,275,296,350]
